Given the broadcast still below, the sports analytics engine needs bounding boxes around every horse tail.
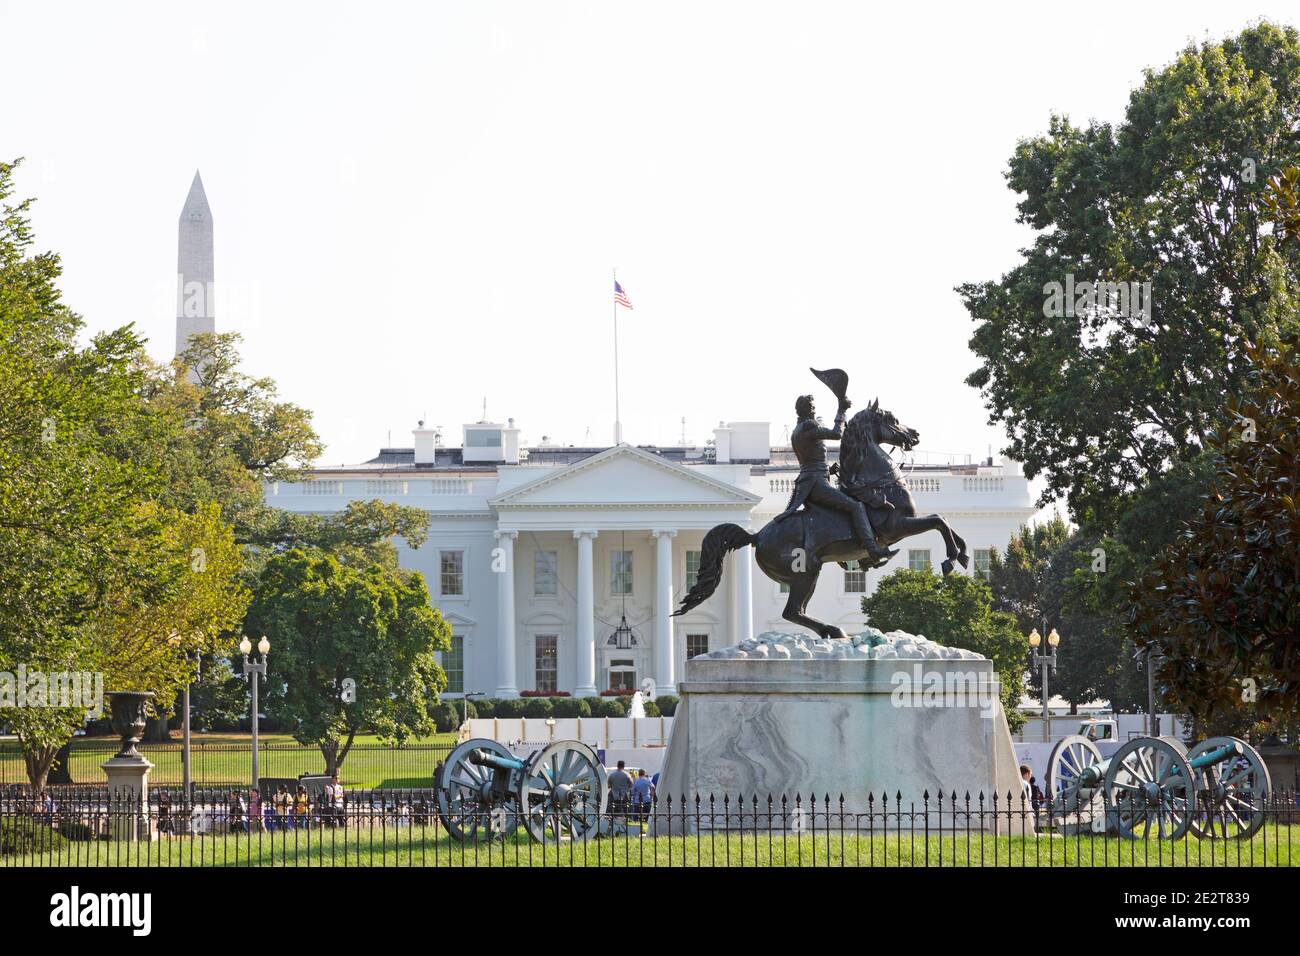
[672,523,754,617]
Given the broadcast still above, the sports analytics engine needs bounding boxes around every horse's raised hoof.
[957,551,970,569]
[941,558,955,576]
[825,625,849,641]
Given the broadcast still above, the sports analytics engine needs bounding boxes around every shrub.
[594,698,627,717]
[523,697,554,719]
[655,695,678,717]
[0,818,68,857]
[641,699,661,717]
[551,697,592,719]
[431,700,476,734]
[474,698,500,719]
[494,698,527,719]
[58,821,95,842]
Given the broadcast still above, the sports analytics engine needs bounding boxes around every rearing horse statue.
[673,379,969,641]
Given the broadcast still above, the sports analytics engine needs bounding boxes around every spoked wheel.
[1046,735,1104,818]
[517,741,607,844]
[436,738,519,843]
[1104,737,1195,841]
[1188,737,1271,840]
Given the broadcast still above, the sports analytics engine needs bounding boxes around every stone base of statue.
[654,629,1029,834]
[101,756,155,841]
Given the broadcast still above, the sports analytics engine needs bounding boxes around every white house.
[265,419,1037,699]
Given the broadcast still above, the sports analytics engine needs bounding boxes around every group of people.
[607,760,656,823]
[152,773,349,835]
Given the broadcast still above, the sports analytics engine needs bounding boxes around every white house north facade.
[265,419,1037,699]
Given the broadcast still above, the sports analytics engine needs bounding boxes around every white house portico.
[486,444,762,696]
[265,418,1038,698]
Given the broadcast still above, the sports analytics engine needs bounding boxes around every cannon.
[435,738,607,844]
[1044,734,1270,840]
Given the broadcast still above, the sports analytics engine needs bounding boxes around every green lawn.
[6,825,1299,868]
[0,733,460,790]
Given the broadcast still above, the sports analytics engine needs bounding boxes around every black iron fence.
[2,788,1297,867]
[0,740,455,789]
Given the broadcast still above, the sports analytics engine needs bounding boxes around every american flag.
[614,280,633,310]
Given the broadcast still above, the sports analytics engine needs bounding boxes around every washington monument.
[175,170,214,367]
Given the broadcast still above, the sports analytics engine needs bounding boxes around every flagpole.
[613,267,622,445]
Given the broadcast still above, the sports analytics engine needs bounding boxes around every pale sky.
[3,2,1294,485]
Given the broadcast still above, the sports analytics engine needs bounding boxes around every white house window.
[908,549,931,572]
[609,658,636,693]
[443,635,464,694]
[843,560,866,593]
[534,550,558,595]
[610,550,633,595]
[685,550,702,591]
[686,634,709,660]
[974,549,993,582]
[535,635,558,693]
[440,550,465,595]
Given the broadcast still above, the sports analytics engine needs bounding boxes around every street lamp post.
[168,631,201,808]
[239,636,271,790]
[1028,626,1061,743]
[463,692,483,734]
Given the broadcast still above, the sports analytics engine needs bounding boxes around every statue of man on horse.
[674,368,970,641]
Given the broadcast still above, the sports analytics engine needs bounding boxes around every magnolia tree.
[1128,336,1300,725]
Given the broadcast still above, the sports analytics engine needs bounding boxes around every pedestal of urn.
[102,690,157,841]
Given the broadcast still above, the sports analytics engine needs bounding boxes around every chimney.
[413,420,437,465]
[713,422,732,464]
[502,418,521,465]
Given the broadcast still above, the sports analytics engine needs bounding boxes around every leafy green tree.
[0,160,248,786]
[987,514,1069,635]
[243,499,430,573]
[1128,335,1300,726]
[863,569,1029,732]
[959,22,1300,528]
[243,549,450,775]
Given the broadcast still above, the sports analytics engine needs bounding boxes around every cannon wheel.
[1103,736,1195,841]
[517,741,607,844]
[436,738,519,843]
[1188,736,1271,841]
[1046,735,1104,817]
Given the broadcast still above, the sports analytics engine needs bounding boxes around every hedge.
[448,695,678,720]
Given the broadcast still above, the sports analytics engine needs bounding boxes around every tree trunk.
[47,741,74,785]
[319,740,339,776]
[21,741,59,791]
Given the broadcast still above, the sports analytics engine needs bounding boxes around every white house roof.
[488,444,761,511]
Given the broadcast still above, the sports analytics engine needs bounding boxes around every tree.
[988,514,1070,635]
[243,499,430,573]
[862,569,1029,731]
[146,332,323,534]
[1128,335,1300,726]
[243,549,450,775]
[0,160,249,787]
[959,22,1300,528]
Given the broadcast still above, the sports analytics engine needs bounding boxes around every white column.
[494,530,519,698]
[734,534,754,643]
[573,530,598,697]
[652,530,677,696]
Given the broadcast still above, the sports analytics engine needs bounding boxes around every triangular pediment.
[488,445,760,509]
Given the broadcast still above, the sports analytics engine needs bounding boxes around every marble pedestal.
[101,756,155,841]
[656,642,1028,834]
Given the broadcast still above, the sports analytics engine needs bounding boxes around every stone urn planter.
[107,691,156,759]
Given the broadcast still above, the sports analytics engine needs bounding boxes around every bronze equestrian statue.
[674,368,969,641]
